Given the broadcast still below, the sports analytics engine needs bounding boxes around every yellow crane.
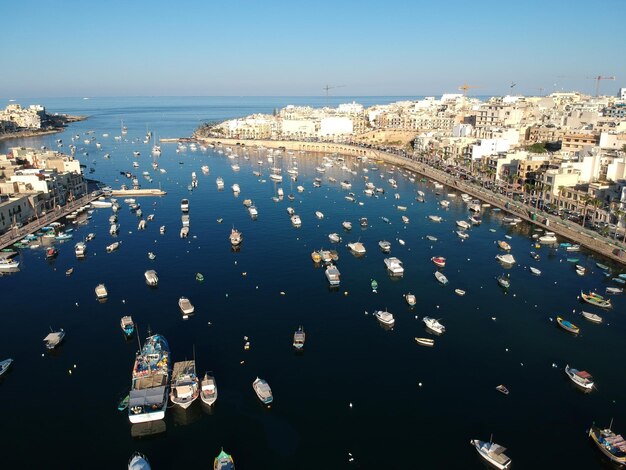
[458,83,479,96]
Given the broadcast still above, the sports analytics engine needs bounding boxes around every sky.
[1,0,625,98]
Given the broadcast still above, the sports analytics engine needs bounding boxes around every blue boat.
[566,258,579,263]
[619,274,626,280]
[613,278,626,285]
[596,262,609,270]
[120,316,135,337]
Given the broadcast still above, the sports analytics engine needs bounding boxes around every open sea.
[1,97,625,469]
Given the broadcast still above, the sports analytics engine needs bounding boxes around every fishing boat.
[557,316,580,334]
[328,233,342,243]
[530,267,541,276]
[374,310,395,327]
[178,297,194,318]
[496,385,509,395]
[414,337,434,347]
[128,451,151,470]
[253,377,273,405]
[229,228,242,246]
[291,214,302,227]
[497,240,511,251]
[434,271,448,285]
[423,317,445,334]
[200,372,217,406]
[588,421,626,466]
[470,438,512,470]
[214,449,235,470]
[46,247,59,259]
[180,198,189,212]
[496,254,516,265]
[359,217,368,227]
[128,334,170,423]
[565,365,594,389]
[431,256,446,268]
[428,215,442,222]
[456,220,471,230]
[120,316,135,337]
[342,221,352,230]
[378,240,391,253]
[497,274,510,289]
[606,287,623,295]
[74,242,87,258]
[180,226,189,238]
[582,311,603,323]
[293,326,306,350]
[144,270,158,287]
[384,257,404,276]
[580,291,612,309]
[404,293,416,306]
[170,360,199,409]
[348,241,366,255]
[325,264,341,286]
[0,358,14,377]
[106,241,120,253]
[43,328,65,350]
[95,283,108,300]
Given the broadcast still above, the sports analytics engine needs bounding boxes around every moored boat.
[253,377,273,405]
[106,241,121,253]
[565,364,594,389]
[529,266,541,276]
[328,233,342,243]
[434,271,448,285]
[144,270,158,286]
[178,297,194,318]
[497,274,510,289]
[95,283,108,299]
[348,241,366,255]
[213,448,235,470]
[325,264,341,286]
[378,240,391,253]
[229,227,243,246]
[496,385,509,395]
[497,240,511,251]
[0,358,14,377]
[557,316,580,334]
[201,372,218,406]
[588,422,626,466]
[170,360,199,409]
[120,316,135,337]
[128,451,151,470]
[384,257,404,276]
[496,254,516,265]
[293,326,306,350]
[431,256,446,268]
[414,337,434,347]
[43,329,65,349]
[582,311,602,323]
[470,438,511,470]
[374,310,395,327]
[405,293,416,307]
[606,287,623,295]
[423,316,445,334]
[580,291,612,309]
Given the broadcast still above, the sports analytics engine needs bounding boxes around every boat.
[401,215,409,224]
[580,291,612,309]
[106,241,120,253]
[213,449,235,470]
[530,252,540,260]
[216,177,225,189]
[293,326,306,350]
[530,266,541,276]
[359,217,368,227]
[596,262,610,270]
[200,372,217,406]
[348,242,366,255]
[582,311,603,323]
[371,279,378,293]
[128,334,170,423]
[110,223,120,235]
[181,198,189,212]
[118,394,130,411]
[74,242,87,258]
[440,200,450,208]
[291,214,302,227]
[325,264,341,286]
[384,257,404,276]
[496,254,516,265]
[231,183,240,193]
[414,337,434,347]
[180,226,189,238]
[147,252,156,260]
[557,316,580,334]
[497,240,511,251]
[46,247,59,259]
[497,274,510,289]
[229,228,243,246]
[565,364,594,389]
[253,377,273,405]
[43,328,65,349]
[170,360,199,409]
[178,297,194,318]
[375,240,392,254]
[196,273,204,282]
[539,232,557,244]
[342,221,352,230]
[496,385,509,395]
[248,205,258,218]
[431,256,446,268]
[95,283,108,299]
[588,422,626,466]
[566,244,581,252]
[457,231,470,239]
[405,293,416,307]
[120,316,135,337]
[315,211,324,219]
[426,235,438,242]
[470,438,511,470]
[606,287,623,295]
[65,268,74,276]
[0,358,14,377]
[434,271,448,285]
[328,233,342,243]
[374,310,395,327]
[455,289,466,296]
[144,270,158,286]
[456,220,471,230]
[423,317,445,334]
[128,451,151,470]
[428,215,442,222]
[311,251,322,263]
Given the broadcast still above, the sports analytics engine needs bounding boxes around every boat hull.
[128,409,165,424]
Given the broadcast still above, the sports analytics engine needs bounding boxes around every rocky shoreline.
[0,114,87,142]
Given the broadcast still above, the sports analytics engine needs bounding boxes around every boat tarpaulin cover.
[129,386,166,407]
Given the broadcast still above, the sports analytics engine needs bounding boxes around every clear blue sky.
[2,0,625,97]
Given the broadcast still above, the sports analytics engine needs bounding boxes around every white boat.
[291,215,302,227]
[315,211,324,219]
[200,372,217,406]
[374,310,395,327]
[384,257,404,276]
[440,200,450,208]
[348,242,366,255]
[91,199,113,208]
[325,264,341,286]
[178,297,194,318]
[342,221,352,230]
[434,271,448,285]
[180,226,189,238]
[582,311,603,323]
[160,226,166,234]
[379,240,391,253]
[606,287,623,295]
[402,215,409,224]
[95,283,108,299]
[529,267,541,276]
[75,242,87,258]
[428,215,442,222]
[201,165,209,174]
[423,317,445,334]
[144,270,158,286]
[539,232,557,244]
[456,220,471,230]
[426,235,438,242]
[0,358,13,377]
[328,233,342,243]
[248,205,258,218]
[170,360,199,409]
[0,258,20,270]
[397,205,407,211]
[231,183,240,193]
[297,185,304,192]
[229,228,243,246]
[414,337,434,347]
[565,364,594,390]
[43,329,65,350]
[216,177,224,189]
[457,230,470,239]
[455,289,466,296]
[253,377,273,405]
[468,200,482,212]
[496,254,516,265]
[405,293,416,306]
[470,438,511,470]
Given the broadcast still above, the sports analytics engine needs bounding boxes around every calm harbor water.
[1,97,625,469]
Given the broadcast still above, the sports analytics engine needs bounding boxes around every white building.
[471,139,511,160]
[319,117,353,137]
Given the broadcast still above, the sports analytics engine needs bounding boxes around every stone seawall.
[200,137,626,266]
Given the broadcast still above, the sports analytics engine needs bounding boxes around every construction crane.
[458,83,479,96]
[323,84,346,99]
[588,75,616,97]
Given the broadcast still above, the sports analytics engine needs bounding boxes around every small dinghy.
[414,337,434,347]
[496,384,509,395]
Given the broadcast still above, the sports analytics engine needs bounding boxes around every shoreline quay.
[198,137,626,267]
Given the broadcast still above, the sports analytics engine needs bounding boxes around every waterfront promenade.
[202,137,626,266]
[0,192,101,251]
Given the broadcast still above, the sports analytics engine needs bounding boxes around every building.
[561,133,600,153]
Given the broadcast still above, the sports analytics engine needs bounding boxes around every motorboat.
[95,283,108,300]
[213,449,235,470]
[144,270,158,287]
[216,177,225,189]
[128,451,151,470]
[428,215,442,222]
[539,232,557,244]
[434,271,448,285]
[423,317,445,334]
[426,235,438,242]
[374,310,395,327]
[178,297,195,318]
[231,183,240,193]
[565,364,594,389]
[291,215,302,227]
[497,275,510,289]
[43,329,65,350]
[253,377,273,405]
[378,240,391,253]
[359,217,368,227]
[580,291,612,309]
[325,264,341,286]
[181,198,189,212]
[440,200,450,208]
[470,438,511,470]
[497,240,511,251]
[110,223,120,235]
[557,316,580,334]
[315,211,324,219]
[457,230,470,239]
[431,256,446,268]
[121,316,135,337]
[384,257,404,276]
[170,360,199,409]
[496,385,509,395]
[456,220,471,230]
[582,311,602,323]
[200,372,218,406]
[496,254,516,265]
[348,242,366,255]
[401,215,409,224]
[405,293,416,307]
[180,226,190,238]
[229,228,243,246]
[342,221,352,230]
[0,358,13,377]
[588,422,626,466]
[248,205,258,218]
[106,241,121,253]
[75,242,87,258]
[328,233,342,243]
[530,266,541,276]
[293,326,306,350]
[414,337,434,347]
[606,287,623,295]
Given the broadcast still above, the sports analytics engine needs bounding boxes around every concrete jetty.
[111,189,167,197]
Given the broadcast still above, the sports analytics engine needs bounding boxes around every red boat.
[46,248,59,259]
[431,256,446,268]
